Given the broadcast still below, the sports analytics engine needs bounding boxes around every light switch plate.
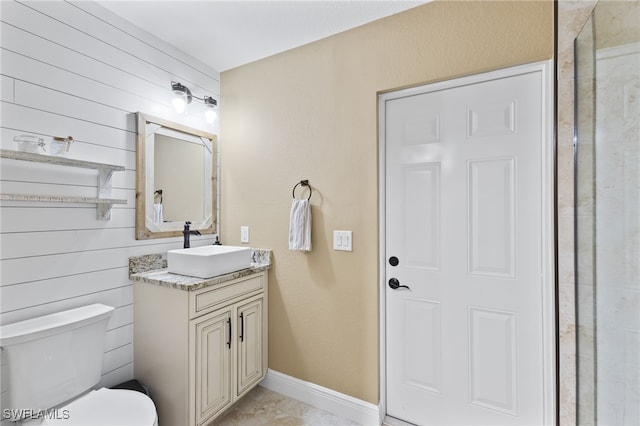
[333,230,352,251]
[240,226,249,243]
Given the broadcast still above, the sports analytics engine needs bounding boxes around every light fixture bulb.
[171,82,192,114]
[204,96,218,123]
[205,108,217,123]
[172,95,187,114]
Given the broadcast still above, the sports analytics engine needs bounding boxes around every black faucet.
[183,221,201,248]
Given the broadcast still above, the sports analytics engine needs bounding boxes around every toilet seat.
[43,388,157,426]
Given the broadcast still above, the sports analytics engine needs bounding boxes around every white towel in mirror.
[153,203,163,223]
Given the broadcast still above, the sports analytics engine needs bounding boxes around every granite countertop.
[129,248,271,292]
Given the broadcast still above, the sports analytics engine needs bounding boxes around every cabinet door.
[237,297,264,396]
[193,308,232,425]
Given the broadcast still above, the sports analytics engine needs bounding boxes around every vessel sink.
[167,245,252,278]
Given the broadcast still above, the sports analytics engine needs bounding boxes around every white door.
[383,65,553,425]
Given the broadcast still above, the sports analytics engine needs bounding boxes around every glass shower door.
[574,2,640,425]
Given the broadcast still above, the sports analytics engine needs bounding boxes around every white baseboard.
[260,369,380,425]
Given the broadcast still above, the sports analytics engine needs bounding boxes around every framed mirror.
[136,112,217,240]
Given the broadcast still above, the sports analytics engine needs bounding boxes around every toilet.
[0,304,157,425]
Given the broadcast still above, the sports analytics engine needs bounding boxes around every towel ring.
[292,180,312,201]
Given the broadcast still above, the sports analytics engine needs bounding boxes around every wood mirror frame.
[136,112,217,240]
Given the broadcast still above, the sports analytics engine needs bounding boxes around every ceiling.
[97,1,428,72]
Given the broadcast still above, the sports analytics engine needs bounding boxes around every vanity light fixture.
[204,96,218,123]
[171,81,217,122]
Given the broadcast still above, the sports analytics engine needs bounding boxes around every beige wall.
[220,0,553,404]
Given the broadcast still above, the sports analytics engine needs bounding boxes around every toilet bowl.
[0,304,158,425]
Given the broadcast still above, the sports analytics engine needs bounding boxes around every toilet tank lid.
[0,304,114,347]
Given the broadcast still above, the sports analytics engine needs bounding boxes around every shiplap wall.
[0,0,220,413]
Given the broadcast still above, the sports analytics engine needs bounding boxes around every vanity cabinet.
[192,294,265,424]
[133,270,268,426]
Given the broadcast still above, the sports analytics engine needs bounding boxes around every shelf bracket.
[97,202,113,220]
[98,167,114,199]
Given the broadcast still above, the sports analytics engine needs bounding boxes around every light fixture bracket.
[204,96,217,107]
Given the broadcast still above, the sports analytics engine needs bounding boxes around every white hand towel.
[153,203,163,223]
[289,199,312,251]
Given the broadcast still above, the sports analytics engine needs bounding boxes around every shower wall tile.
[557,2,598,426]
[556,133,574,217]
[594,1,640,50]
[557,215,575,285]
[558,282,576,356]
[558,1,599,81]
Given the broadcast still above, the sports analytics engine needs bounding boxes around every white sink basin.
[167,245,252,279]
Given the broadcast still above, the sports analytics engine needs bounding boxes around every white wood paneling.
[1,228,178,259]
[0,104,136,151]
[105,325,134,353]
[0,0,220,407]
[1,49,158,113]
[103,343,133,374]
[0,207,134,232]
[73,1,219,84]
[0,76,14,102]
[1,269,131,311]
[27,1,219,90]
[1,24,169,107]
[101,363,134,388]
[0,286,133,324]
[14,80,134,131]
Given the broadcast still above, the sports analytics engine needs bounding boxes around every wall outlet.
[240,226,250,243]
[333,230,352,251]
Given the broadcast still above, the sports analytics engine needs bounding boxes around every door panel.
[385,69,549,425]
[237,297,264,396]
[468,157,515,277]
[468,306,517,415]
[193,308,232,425]
[403,163,441,270]
[403,298,442,393]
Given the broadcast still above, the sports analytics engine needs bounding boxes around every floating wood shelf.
[0,149,127,220]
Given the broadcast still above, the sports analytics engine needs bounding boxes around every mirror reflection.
[136,113,217,240]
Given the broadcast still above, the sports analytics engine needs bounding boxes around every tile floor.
[214,386,415,426]
[214,386,360,425]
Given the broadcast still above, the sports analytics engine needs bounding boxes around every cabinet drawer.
[190,273,264,318]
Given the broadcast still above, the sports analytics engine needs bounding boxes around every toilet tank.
[0,304,114,412]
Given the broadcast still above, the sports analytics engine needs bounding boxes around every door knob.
[388,278,410,290]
